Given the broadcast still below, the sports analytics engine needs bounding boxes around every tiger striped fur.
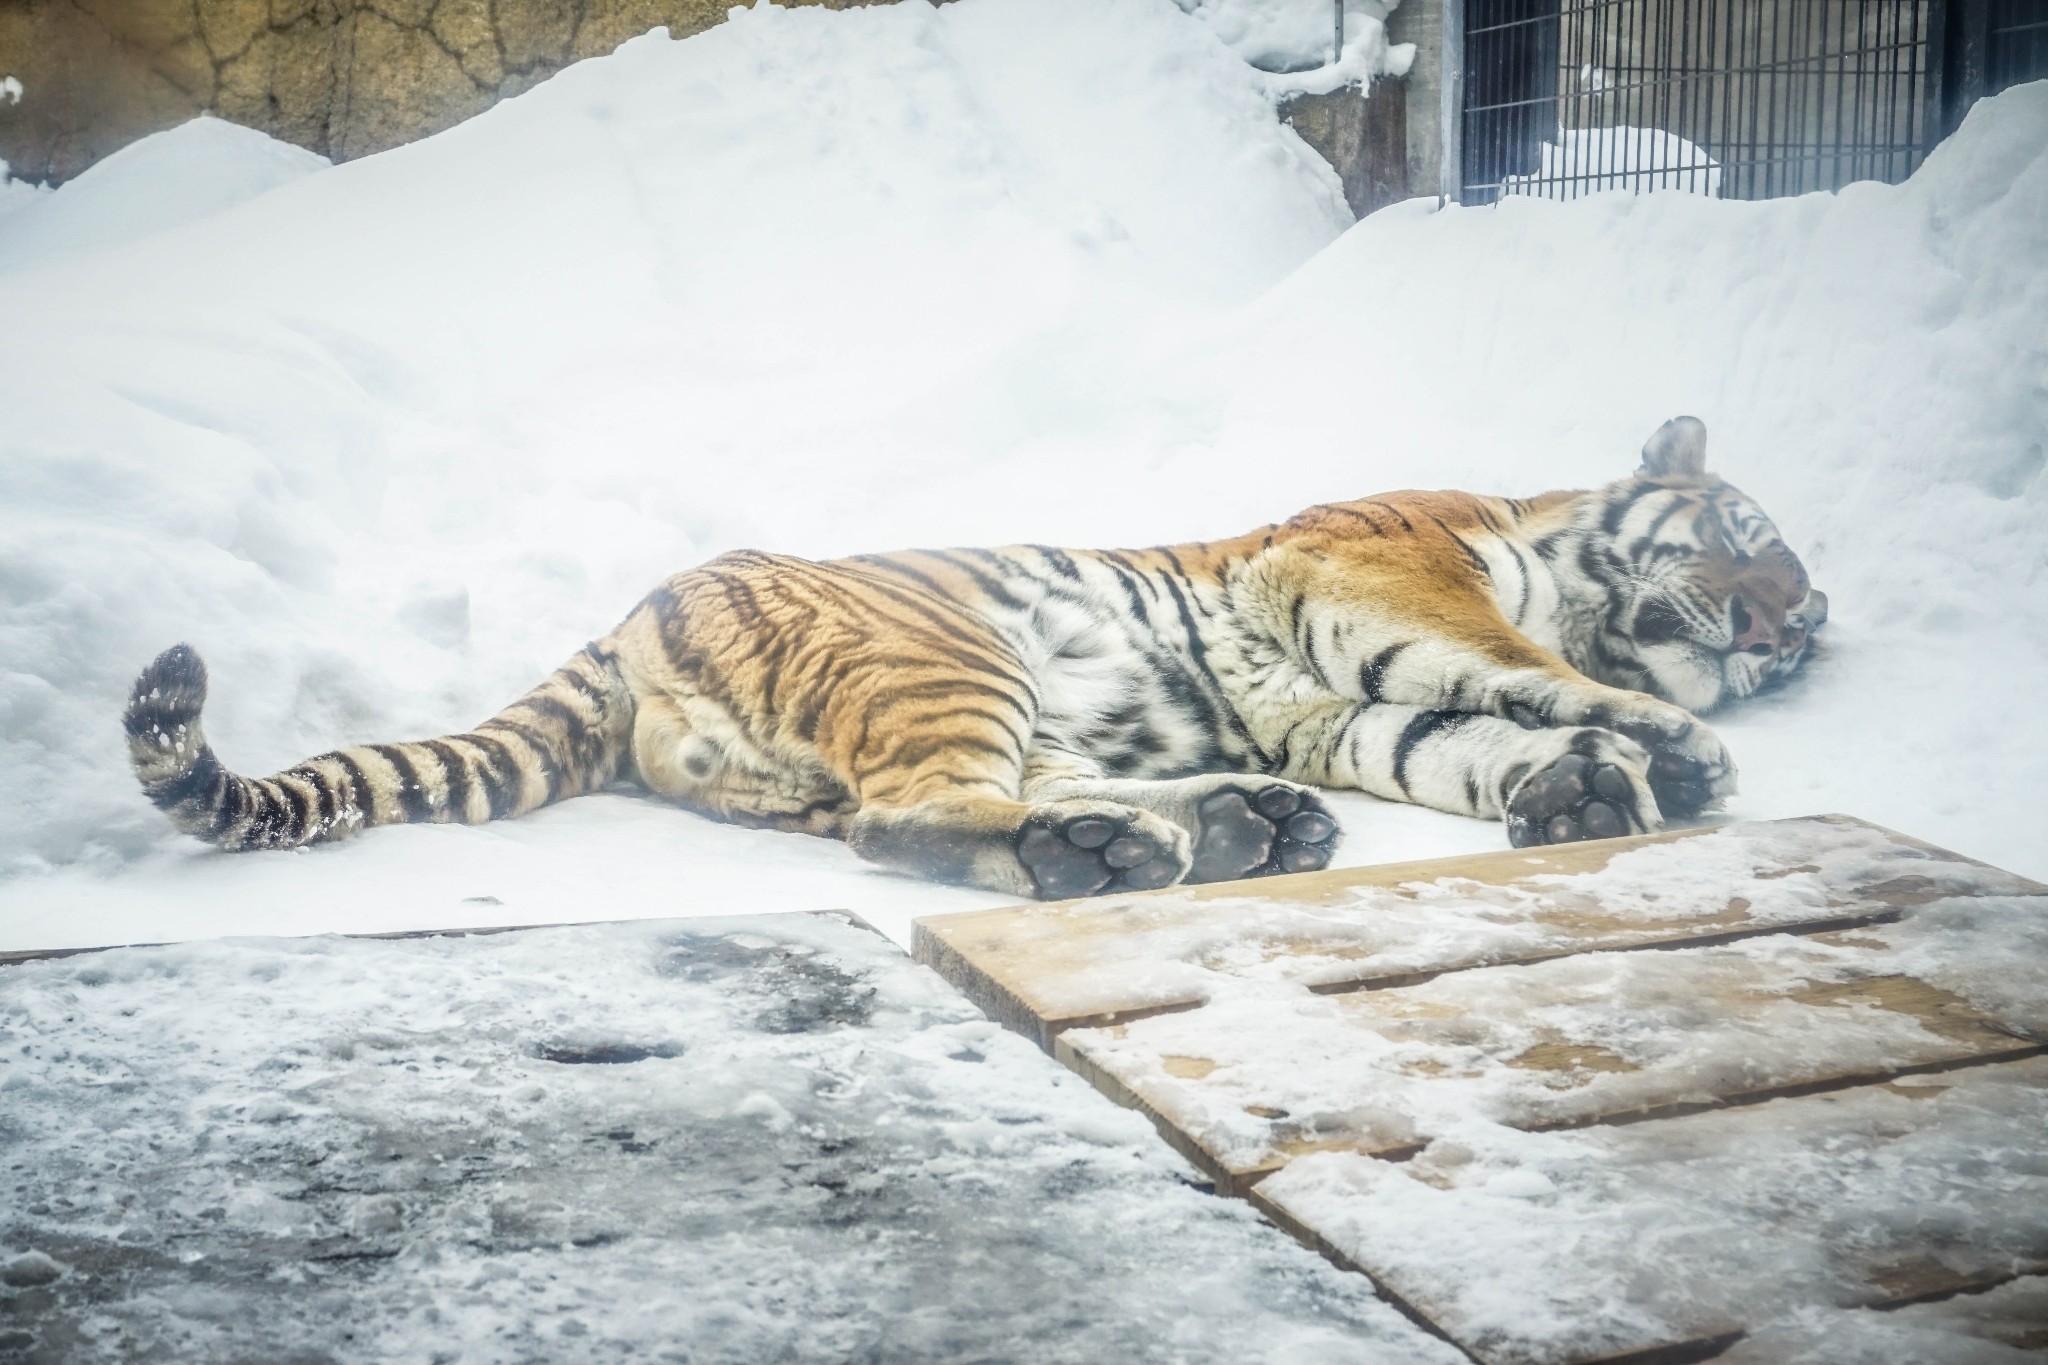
[126,417,1825,899]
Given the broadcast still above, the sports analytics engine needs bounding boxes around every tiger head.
[1585,417,1828,713]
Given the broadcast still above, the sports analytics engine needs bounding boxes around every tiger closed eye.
[1634,600,1686,643]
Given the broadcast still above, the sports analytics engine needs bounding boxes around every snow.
[1502,124,1721,199]
[1257,1055,2048,1363]
[0,0,2045,956]
[1173,0,1415,92]
[0,118,330,275]
[0,912,1459,1363]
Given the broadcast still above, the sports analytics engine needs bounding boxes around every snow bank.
[0,0,2043,952]
[0,118,329,275]
[1174,0,1414,92]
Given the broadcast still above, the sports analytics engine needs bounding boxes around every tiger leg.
[1022,747,1339,884]
[846,731,1192,901]
[1276,701,1664,848]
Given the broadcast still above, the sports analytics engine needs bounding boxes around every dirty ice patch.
[0,117,330,275]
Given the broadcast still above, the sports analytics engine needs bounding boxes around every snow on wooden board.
[912,814,2041,1047]
[1251,1057,2048,1365]
[0,913,1458,1365]
[912,814,2048,1362]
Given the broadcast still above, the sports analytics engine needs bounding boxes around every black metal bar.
[1460,0,1948,207]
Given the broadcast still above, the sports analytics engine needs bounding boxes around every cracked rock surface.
[0,0,873,183]
[0,914,1455,1364]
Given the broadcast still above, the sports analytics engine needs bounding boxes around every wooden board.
[913,814,2042,1049]
[1055,944,2044,1186]
[912,814,2048,1363]
[1250,1056,2048,1365]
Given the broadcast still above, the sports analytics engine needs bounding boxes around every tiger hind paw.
[1188,782,1339,883]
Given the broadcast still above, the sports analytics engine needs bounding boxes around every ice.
[1258,1056,2048,1364]
[0,913,1460,1363]
[0,1,2045,954]
[1722,1277,2048,1363]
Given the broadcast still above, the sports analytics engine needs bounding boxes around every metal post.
[1442,0,1466,204]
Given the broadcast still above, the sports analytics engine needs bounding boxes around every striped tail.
[124,642,635,851]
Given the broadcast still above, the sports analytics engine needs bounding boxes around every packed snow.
[0,0,2044,957]
[0,912,1459,1363]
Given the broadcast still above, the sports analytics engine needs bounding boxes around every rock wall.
[0,0,871,184]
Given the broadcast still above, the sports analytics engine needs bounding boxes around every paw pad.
[1190,784,1340,883]
[1506,753,1644,848]
[1018,815,1180,899]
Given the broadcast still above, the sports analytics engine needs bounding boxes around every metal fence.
[1460,0,2048,203]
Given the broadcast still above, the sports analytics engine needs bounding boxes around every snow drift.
[0,0,2043,952]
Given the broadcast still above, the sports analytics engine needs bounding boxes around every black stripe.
[934,550,1030,611]
[421,739,474,819]
[1096,558,1154,622]
[1429,516,1490,577]
[1501,540,1534,623]
[857,732,1016,776]
[1368,500,1415,532]
[201,766,244,840]
[331,751,376,825]
[1151,569,1262,760]
[1601,482,1658,535]
[482,718,564,800]
[465,734,523,820]
[559,665,612,709]
[853,555,963,607]
[1392,710,1467,797]
[368,744,434,823]
[288,764,338,831]
[272,777,313,846]
[146,746,225,812]
[1322,505,1386,535]
[1032,546,1086,581]
[1359,642,1410,703]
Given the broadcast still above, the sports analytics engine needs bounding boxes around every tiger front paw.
[1503,731,1660,848]
[1585,696,1737,818]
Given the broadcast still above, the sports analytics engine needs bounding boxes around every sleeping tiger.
[126,417,1825,900]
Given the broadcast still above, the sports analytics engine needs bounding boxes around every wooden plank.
[1252,1056,2048,1365]
[913,815,2042,1049]
[1055,922,2045,1187]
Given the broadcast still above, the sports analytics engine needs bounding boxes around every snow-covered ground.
[1,0,2044,955]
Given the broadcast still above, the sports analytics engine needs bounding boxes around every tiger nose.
[1729,596,1778,655]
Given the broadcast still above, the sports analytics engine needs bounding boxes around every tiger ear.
[1640,416,1709,480]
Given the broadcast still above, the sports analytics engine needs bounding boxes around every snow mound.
[0,117,330,274]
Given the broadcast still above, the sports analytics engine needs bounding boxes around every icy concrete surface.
[0,913,1457,1364]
